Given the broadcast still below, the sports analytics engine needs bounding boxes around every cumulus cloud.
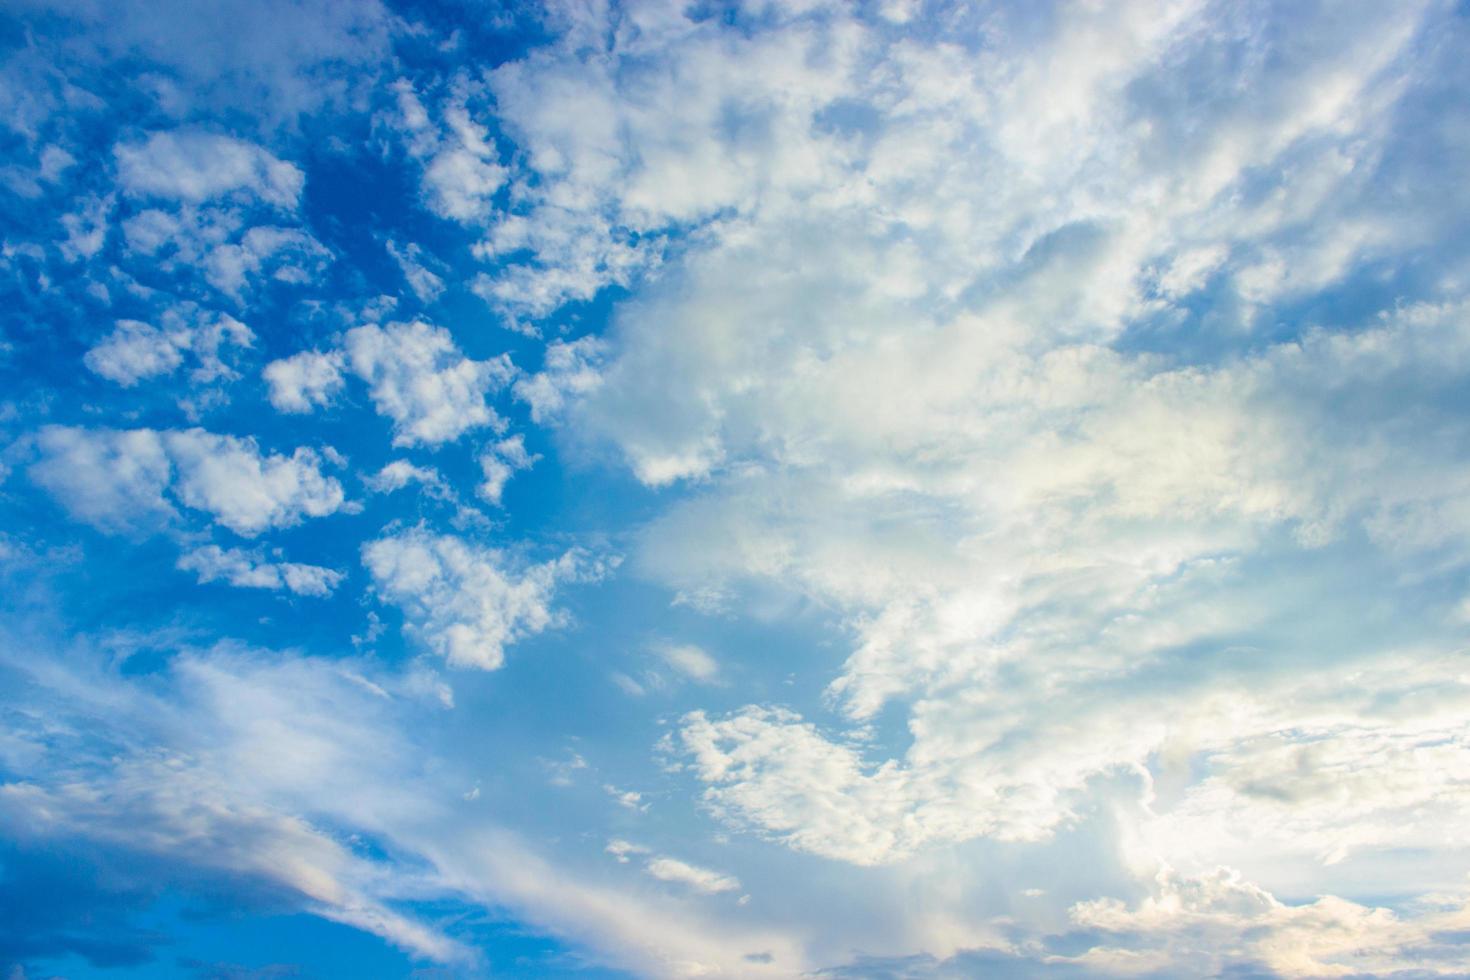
[203,225,330,297]
[386,239,445,303]
[86,310,253,387]
[177,545,343,596]
[114,130,304,208]
[29,426,344,537]
[28,426,173,532]
[343,320,514,447]
[84,319,184,386]
[162,429,345,536]
[391,80,506,225]
[364,460,446,496]
[262,349,345,413]
[362,528,615,670]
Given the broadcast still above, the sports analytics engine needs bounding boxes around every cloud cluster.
[29,426,345,536]
[362,528,614,670]
[265,321,515,448]
[177,545,343,596]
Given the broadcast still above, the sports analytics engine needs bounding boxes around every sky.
[2,0,1470,977]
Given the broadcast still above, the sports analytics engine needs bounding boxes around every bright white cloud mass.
[3,1,1470,978]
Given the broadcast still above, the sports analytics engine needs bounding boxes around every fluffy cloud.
[29,426,344,536]
[86,310,254,387]
[262,349,345,413]
[362,528,615,670]
[391,80,506,225]
[114,130,304,208]
[364,460,446,496]
[343,321,515,447]
[162,430,345,536]
[177,545,343,596]
[28,426,173,532]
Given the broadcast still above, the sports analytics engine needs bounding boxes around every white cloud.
[386,238,445,303]
[605,838,649,864]
[362,528,614,670]
[476,434,537,506]
[29,426,173,531]
[84,319,184,386]
[1068,864,1470,978]
[364,459,446,496]
[203,225,330,296]
[86,309,254,387]
[114,129,304,207]
[391,80,506,225]
[177,544,343,596]
[513,336,606,424]
[644,856,740,895]
[162,429,345,537]
[343,320,515,447]
[29,426,344,537]
[263,349,345,413]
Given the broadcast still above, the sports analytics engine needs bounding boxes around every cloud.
[476,434,537,506]
[202,226,330,297]
[0,639,467,966]
[512,336,605,424]
[363,460,446,496]
[114,130,304,208]
[343,320,515,447]
[177,545,343,596]
[390,80,506,225]
[86,310,254,387]
[362,528,615,670]
[654,642,719,683]
[84,319,184,386]
[385,239,445,303]
[29,426,344,537]
[262,349,345,413]
[161,429,345,537]
[28,426,174,532]
[643,856,741,896]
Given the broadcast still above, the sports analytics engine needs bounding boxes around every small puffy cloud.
[343,320,514,448]
[84,319,185,386]
[476,434,537,506]
[644,857,740,895]
[163,429,345,536]
[29,426,173,531]
[364,460,445,496]
[86,310,254,387]
[114,130,304,208]
[362,528,613,670]
[178,544,343,596]
[262,349,345,413]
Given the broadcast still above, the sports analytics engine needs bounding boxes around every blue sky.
[3,0,1470,977]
